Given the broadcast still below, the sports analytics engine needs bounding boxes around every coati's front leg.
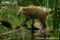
[21,15,30,27]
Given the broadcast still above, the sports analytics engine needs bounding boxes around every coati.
[18,5,52,30]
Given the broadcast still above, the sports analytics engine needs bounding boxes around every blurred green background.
[0,0,60,40]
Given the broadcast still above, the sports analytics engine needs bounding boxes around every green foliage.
[0,0,60,40]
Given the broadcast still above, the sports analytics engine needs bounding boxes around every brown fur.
[18,6,51,29]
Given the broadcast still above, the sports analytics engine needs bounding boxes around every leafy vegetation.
[0,0,60,40]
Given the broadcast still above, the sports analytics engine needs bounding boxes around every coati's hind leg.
[39,19,47,40]
[40,19,47,30]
